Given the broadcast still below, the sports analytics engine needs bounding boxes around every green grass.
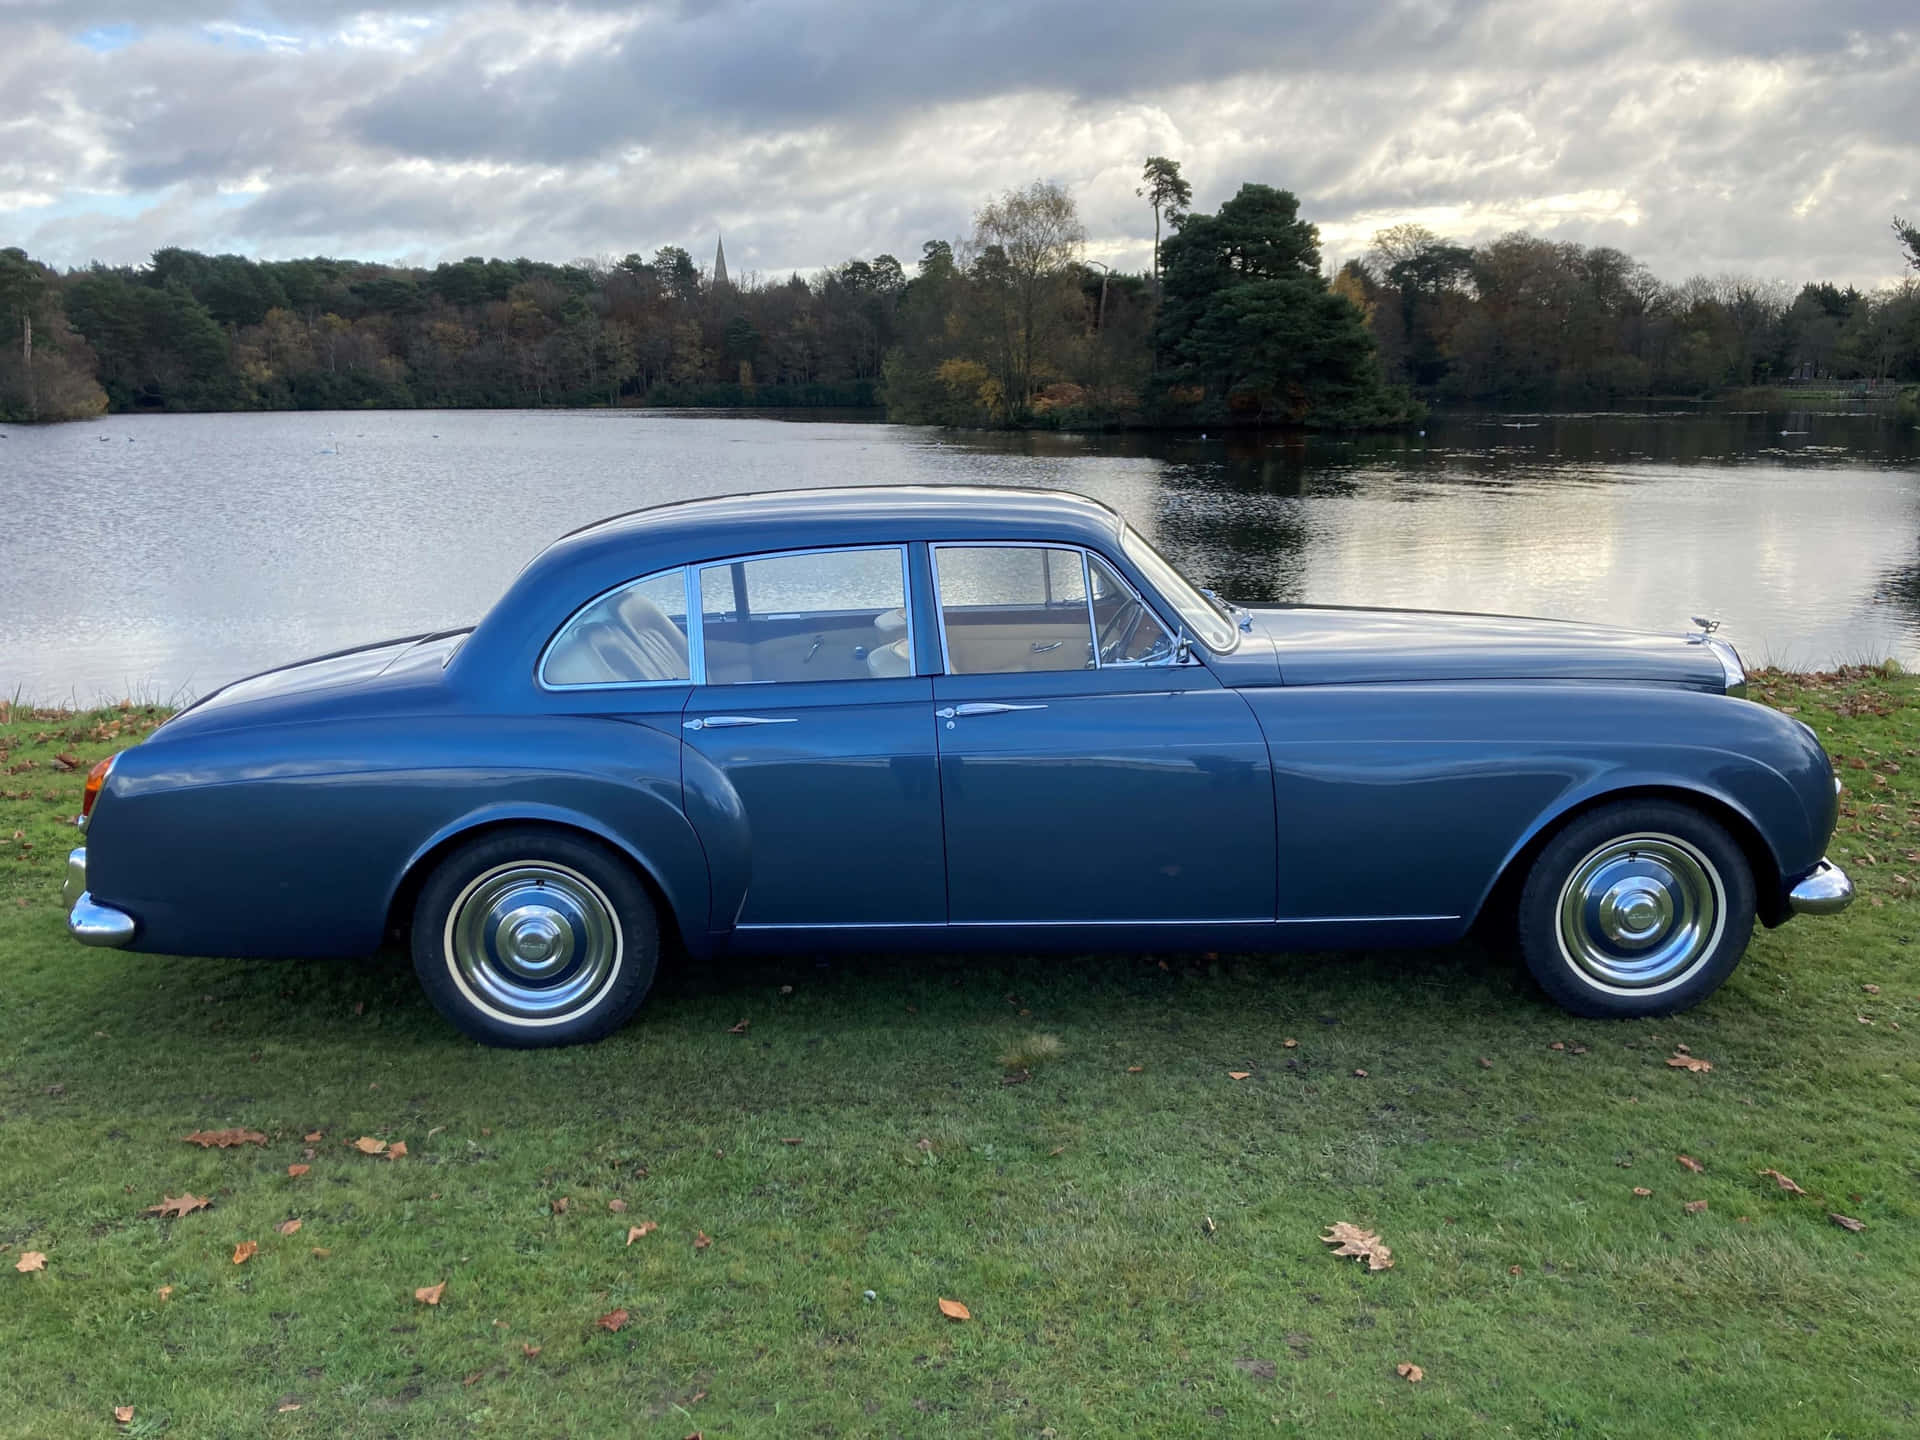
[1,677,1917,1438]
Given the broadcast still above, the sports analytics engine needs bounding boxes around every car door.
[678,544,946,930]
[930,543,1276,926]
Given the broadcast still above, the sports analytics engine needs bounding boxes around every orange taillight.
[82,754,116,819]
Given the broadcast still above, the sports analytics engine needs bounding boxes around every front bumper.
[62,847,137,948]
[1787,859,1854,917]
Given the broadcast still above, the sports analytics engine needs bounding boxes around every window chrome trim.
[539,544,915,692]
[929,541,1189,678]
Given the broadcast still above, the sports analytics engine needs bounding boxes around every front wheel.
[411,827,659,1047]
[1517,800,1755,1018]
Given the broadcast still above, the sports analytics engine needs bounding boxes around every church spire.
[712,234,729,290]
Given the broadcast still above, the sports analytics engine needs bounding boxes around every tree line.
[3,166,1918,427]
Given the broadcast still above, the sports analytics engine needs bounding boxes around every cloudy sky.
[4,1,1916,288]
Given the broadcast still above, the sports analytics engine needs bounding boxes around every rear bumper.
[1787,859,1854,917]
[62,847,137,948]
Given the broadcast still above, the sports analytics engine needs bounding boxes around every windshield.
[1120,525,1238,653]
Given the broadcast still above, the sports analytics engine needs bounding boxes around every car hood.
[1249,606,1731,690]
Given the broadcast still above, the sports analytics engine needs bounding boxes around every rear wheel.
[1517,800,1755,1018]
[411,827,659,1047]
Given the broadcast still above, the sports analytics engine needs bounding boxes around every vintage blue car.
[65,486,1853,1046]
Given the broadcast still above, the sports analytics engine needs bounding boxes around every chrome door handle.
[684,715,799,730]
[936,702,1049,719]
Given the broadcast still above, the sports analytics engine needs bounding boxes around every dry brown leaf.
[182,1128,267,1148]
[521,1343,541,1358]
[386,1141,407,1160]
[1320,1222,1393,1271]
[303,1131,324,1142]
[1677,1154,1705,1173]
[1352,1068,1369,1078]
[726,1018,750,1034]
[551,1197,568,1215]
[693,1230,712,1250]
[287,1164,310,1178]
[1863,983,1881,994]
[1396,1363,1424,1383]
[1759,1168,1807,1195]
[14,1251,45,1273]
[275,1218,302,1236]
[1550,1041,1565,1051]
[1830,1213,1866,1232]
[351,1137,386,1155]
[415,1281,445,1305]
[144,1192,211,1220]
[1478,1057,1493,1068]
[608,1199,627,1213]
[1283,1038,1298,1049]
[938,1298,971,1321]
[1048,1145,1066,1157]
[1633,1187,1652,1197]
[114,1406,134,1423]
[276,1400,302,1413]
[1125,1065,1143,1073]
[1227,1070,1251,1081]
[1508,1264,1522,1276]
[1666,1055,1713,1072]
[626,1221,657,1244]
[310,1247,330,1259]
[462,1370,483,1387]
[156,1285,173,1301]
[779,1137,803,1145]
[1683,1199,1708,1214]
[597,1307,630,1332]
[232,1241,258,1264]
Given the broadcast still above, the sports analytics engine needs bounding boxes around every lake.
[2,406,1916,703]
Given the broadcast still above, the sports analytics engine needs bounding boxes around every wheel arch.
[1473,782,1787,934]
[383,806,705,956]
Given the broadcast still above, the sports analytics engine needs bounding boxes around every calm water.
[1,407,1916,702]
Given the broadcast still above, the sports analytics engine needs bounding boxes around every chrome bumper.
[62,847,137,948]
[1787,859,1855,917]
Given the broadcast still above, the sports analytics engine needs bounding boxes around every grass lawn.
[1,673,1916,1438]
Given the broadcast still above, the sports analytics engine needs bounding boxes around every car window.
[1088,553,1176,666]
[698,547,910,684]
[935,546,1094,674]
[542,569,692,686]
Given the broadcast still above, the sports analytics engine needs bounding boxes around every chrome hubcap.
[1557,833,1722,990]
[448,863,620,1022]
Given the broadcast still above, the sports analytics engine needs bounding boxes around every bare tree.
[971,181,1087,413]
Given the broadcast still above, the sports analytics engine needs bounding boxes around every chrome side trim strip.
[68,892,136,948]
[732,914,1459,932]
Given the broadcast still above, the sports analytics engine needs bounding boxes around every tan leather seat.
[613,592,691,681]
[866,637,912,678]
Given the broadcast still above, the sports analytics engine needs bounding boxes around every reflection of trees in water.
[1874,558,1920,633]
[1141,431,1333,604]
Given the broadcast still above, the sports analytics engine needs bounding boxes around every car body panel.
[73,485,1844,973]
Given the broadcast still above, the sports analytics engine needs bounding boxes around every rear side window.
[934,546,1094,674]
[698,547,910,684]
[542,569,692,686]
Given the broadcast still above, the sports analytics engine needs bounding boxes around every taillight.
[82,754,117,819]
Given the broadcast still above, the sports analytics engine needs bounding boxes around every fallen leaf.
[1048,1145,1066,1157]
[1227,1070,1251,1081]
[915,1137,932,1152]
[114,1406,134,1423]
[276,1399,302,1413]
[626,1222,657,1244]
[182,1128,267,1148]
[521,1343,541,1358]
[415,1281,445,1305]
[1666,1055,1713,1072]
[1550,1041,1566,1051]
[726,1018,750,1034]
[1477,1057,1493,1068]
[693,1231,712,1250]
[310,1248,330,1259]
[1759,1168,1807,1195]
[779,1138,803,1145]
[1352,1069,1369,1078]
[386,1141,407,1160]
[1396,1363,1424,1383]
[351,1137,387,1156]
[779,984,793,995]
[551,1197,568,1215]
[304,1131,324,1142]
[1683,1200,1709,1214]
[1830,1213,1866,1233]
[1284,1038,1298,1049]
[608,1199,627,1213]
[597,1308,630,1332]
[1633,1187,1652,1197]
[1571,1045,1588,1055]
[144,1192,211,1220]
[1508,1265,1522,1276]
[232,1241,258,1265]
[1320,1222,1393,1271]
[938,1298,971,1321]
[156,1285,173,1301]
[1677,1154,1705,1173]
[1201,1215,1217,1238]
[1126,1065,1143,1073]
[287,1164,310,1178]
[275,1218,302,1236]
[1863,983,1881,994]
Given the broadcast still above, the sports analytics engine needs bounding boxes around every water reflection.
[0,406,1914,700]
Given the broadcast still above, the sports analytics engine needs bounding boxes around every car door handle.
[684,715,799,730]
[936,702,1049,719]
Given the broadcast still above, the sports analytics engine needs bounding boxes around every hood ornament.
[1688,615,1721,642]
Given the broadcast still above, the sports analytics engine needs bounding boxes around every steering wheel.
[1098,603,1147,665]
